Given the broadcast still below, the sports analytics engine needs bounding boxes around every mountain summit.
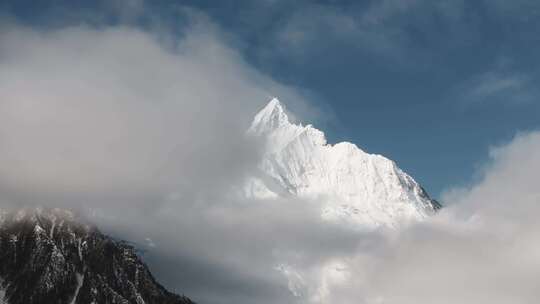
[246,98,440,228]
[248,97,290,134]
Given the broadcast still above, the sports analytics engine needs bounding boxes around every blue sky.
[3,0,540,198]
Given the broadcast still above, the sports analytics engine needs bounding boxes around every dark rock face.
[418,186,443,210]
[0,208,194,304]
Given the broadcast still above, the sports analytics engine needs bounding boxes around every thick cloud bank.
[311,131,540,304]
[1,18,540,304]
[121,121,540,304]
[0,22,308,207]
[0,20,323,304]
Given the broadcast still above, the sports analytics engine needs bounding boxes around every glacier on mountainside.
[245,98,439,229]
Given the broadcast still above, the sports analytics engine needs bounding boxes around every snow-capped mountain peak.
[246,98,440,229]
[249,98,326,154]
[249,97,290,134]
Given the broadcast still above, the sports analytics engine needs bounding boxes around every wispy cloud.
[272,0,470,62]
[457,68,537,106]
[471,73,526,97]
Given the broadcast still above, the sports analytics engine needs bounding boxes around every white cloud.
[297,130,540,304]
[136,129,540,304]
[460,70,534,105]
[0,18,324,304]
[0,21,311,208]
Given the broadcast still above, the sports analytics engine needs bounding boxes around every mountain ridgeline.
[0,208,194,304]
[246,98,441,229]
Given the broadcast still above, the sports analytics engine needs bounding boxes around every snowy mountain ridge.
[246,98,440,229]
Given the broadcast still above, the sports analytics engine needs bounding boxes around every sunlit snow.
[246,98,438,229]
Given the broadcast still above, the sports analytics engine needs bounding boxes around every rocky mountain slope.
[0,207,194,304]
[246,98,440,229]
